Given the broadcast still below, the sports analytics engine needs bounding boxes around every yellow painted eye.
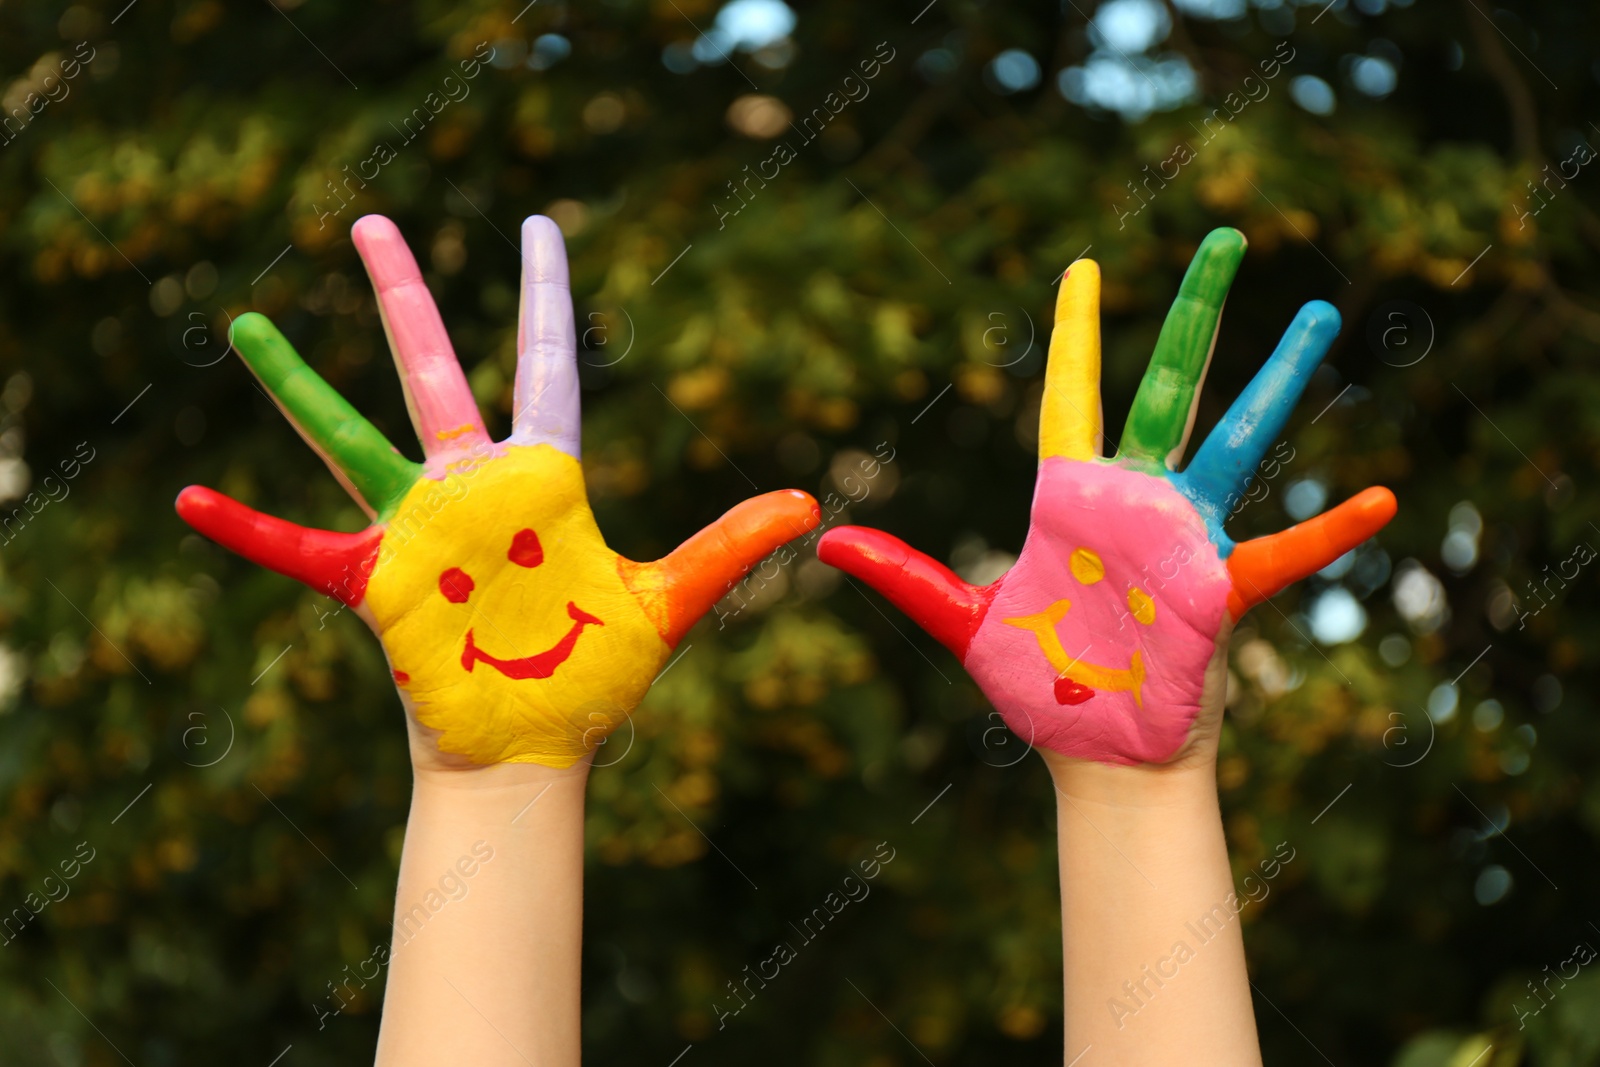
[1127,587,1156,625]
[1070,547,1105,585]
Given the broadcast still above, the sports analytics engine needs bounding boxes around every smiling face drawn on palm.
[820,229,1397,765]
[177,215,818,769]
[968,460,1234,762]
[358,442,675,766]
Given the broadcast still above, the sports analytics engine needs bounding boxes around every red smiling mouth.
[461,601,604,680]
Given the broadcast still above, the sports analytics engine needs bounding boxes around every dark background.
[0,0,1596,1064]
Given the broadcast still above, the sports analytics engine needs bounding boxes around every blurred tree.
[0,0,1596,1064]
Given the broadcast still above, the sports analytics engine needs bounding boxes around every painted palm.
[819,229,1396,765]
[178,215,819,769]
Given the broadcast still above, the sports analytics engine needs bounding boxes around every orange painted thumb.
[1226,486,1397,620]
[622,490,820,647]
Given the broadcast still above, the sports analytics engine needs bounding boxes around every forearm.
[1047,752,1260,1066]
[373,755,589,1067]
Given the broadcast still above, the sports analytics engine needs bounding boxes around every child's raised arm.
[177,214,819,1066]
[820,229,1395,1065]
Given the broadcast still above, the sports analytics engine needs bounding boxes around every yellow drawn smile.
[1004,598,1146,707]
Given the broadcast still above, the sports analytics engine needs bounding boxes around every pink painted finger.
[511,216,581,457]
[351,215,490,460]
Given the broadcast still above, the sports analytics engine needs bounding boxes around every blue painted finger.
[1178,300,1340,528]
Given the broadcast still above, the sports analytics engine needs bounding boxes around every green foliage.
[0,0,1597,1064]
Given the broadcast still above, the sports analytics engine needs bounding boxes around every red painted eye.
[508,528,544,568]
[439,567,475,603]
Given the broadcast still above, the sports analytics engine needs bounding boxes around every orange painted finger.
[1226,486,1397,619]
[625,490,820,646]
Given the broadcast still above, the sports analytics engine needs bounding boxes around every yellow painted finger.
[1039,260,1103,462]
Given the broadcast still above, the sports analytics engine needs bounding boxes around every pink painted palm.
[821,230,1396,765]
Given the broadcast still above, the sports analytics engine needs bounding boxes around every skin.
[177,214,820,1065]
[820,229,1397,1064]
[377,758,591,1065]
[1044,664,1253,1066]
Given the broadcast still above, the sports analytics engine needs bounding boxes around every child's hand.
[819,229,1394,767]
[178,215,818,771]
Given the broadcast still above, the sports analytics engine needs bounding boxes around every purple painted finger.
[352,215,490,461]
[511,216,581,458]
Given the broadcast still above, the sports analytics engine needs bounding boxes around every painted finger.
[1179,301,1340,525]
[510,216,581,458]
[1226,486,1397,619]
[175,486,384,607]
[817,526,995,659]
[230,313,420,518]
[1038,259,1104,462]
[1119,228,1247,469]
[621,490,820,647]
[351,215,491,459]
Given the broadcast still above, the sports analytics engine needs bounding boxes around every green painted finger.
[231,312,420,515]
[1119,228,1247,468]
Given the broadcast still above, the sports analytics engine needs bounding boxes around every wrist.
[409,753,592,813]
[1041,745,1217,815]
